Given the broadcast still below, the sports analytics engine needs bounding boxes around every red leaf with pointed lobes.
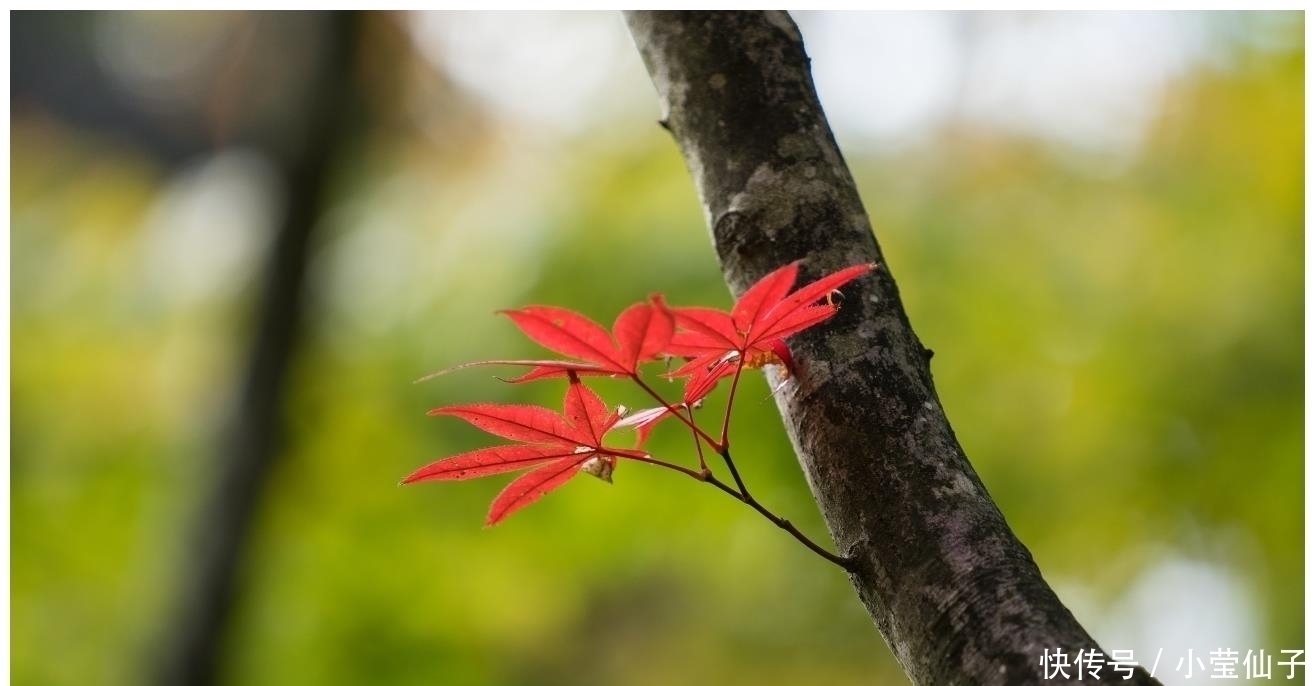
[613,295,675,370]
[660,262,876,402]
[682,363,731,405]
[402,444,575,483]
[667,352,725,379]
[663,350,739,401]
[563,375,617,444]
[732,261,799,333]
[496,298,674,378]
[746,262,875,348]
[502,364,618,384]
[408,375,645,526]
[755,303,837,343]
[757,263,876,340]
[501,307,627,373]
[418,298,676,389]
[486,458,590,526]
[669,307,739,353]
[428,403,580,446]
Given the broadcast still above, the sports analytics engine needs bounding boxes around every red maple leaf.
[415,296,674,385]
[402,375,647,526]
[664,261,875,404]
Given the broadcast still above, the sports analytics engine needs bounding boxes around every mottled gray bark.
[625,11,1159,686]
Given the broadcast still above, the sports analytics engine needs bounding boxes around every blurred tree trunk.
[152,12,363,686]
[625,11,1160,686]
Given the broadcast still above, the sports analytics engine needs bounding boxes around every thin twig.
[720,357,745,447]
[716,359,752,497]
[684,406,710,474]
[628,353,846,568]
[631,374,721,448]
[623,453,743,500]
[721,446,850,569]
[739,491,854,570]
[623,450,852,571]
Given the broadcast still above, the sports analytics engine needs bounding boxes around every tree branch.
[625,11,1159,685]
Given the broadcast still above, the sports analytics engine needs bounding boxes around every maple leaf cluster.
[405,261,874,528]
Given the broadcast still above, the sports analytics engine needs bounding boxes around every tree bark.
[624,11,1159,686]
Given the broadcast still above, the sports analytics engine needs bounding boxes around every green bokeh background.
[11,11,1303,686]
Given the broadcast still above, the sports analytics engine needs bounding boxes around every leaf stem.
[717,359,751,497]
[684,406,710,474]
[622,453,742,500]
[630,374,722,449]
[719,357,746,447]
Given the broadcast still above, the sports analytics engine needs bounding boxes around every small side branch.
[624,451,850,570]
